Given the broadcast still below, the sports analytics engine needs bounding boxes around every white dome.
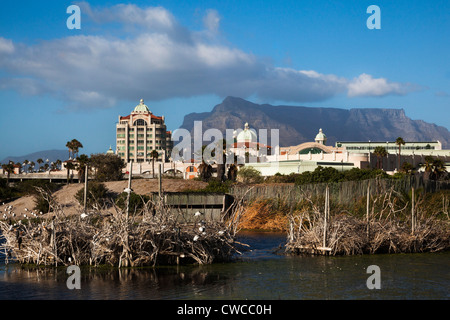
[237,123,257,142]
[315,128,327,145]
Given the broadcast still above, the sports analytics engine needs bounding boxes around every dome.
[315,128,327,145]
[133,99,150,113]
[106,146,114,154]
[237,122,257,142]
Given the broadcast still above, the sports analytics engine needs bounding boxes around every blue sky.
[0,0,449,160]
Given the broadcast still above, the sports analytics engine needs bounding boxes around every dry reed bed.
[285,186,450,255]
[0,190,247,267]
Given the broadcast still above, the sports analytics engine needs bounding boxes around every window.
[134,119,147,126]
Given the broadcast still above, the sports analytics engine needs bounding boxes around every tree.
[76,154,90,183]
[70,139,83,158]
[227,163,238,181]
[198,160,213,181]
[55,159,62,170]
[89,153,125,182]
[66,139,83,159]
[65,161,76,184]
[395,137,405,171]
[215,139,228,182]
[373,146,387,170]
[400,161,414,174]
[1,161,15,184]
[237,166,263,184]
[149,150,159,178]
[75,181,109,209]
[28,161,35,173]
[23,160,29,173]
[66,141,73,159]
[422,156,447,180]
[36,158,44,172]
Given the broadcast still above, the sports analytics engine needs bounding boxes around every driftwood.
[0,189,247,267]
[286,186,450,256]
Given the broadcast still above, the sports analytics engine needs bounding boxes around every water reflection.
[0,231,449,300]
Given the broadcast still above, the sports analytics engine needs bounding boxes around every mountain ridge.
[0,149,68,165]
[180,96,450,148]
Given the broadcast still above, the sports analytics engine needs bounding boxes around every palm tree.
[373,146,387,170]
[422,156,447,180]
[395,137,405,171]
[1,161,15,184]
[65,161,76,184]
[23,159,29,173]
[36,158,44,172]
[66,140,74,159]
[198,160,213,181]
[215,139,228,182]
[150,150,159,178]
[28,161,35,173]
[76,154,90,183]
[70,139,83,158]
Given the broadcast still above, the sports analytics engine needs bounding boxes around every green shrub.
[115,192,151,214]
[237,166,263,184]
[75,182,110,209]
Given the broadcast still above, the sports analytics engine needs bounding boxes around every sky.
[0,0,449,160]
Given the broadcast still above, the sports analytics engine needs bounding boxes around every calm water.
[0,231,448,300]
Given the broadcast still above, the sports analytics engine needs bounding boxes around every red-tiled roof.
[231,142,272,149]
[119,114,163,120]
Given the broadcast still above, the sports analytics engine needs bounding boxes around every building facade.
[116,99,173,163]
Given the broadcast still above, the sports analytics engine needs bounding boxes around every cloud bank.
[0,3,418,110]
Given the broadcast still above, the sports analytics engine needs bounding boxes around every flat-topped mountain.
[180,96,450,148]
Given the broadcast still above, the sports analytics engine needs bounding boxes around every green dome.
[133,99,150,113]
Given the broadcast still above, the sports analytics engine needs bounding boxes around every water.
[0,231,448,300]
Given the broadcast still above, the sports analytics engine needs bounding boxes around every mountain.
[1,149,68,165]
[180,96,450,148]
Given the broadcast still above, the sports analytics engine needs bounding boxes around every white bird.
[24,208,28,212]
[218,231,224,235]
[81,213,88,219]
[199,226,205,232]
[193,235,199,241]
[39,211,43,215]
[194,211,203,217]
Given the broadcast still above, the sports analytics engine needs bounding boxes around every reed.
[0,188,246,267]
[285,186,450,255]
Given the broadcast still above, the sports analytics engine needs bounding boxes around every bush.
[115,192,151,214]
[89,153,125,182]
[237,166,263,184]
[75,182,110,209]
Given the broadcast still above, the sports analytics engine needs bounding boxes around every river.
[0,231,448,300]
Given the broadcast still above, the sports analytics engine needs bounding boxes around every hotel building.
[116,99,173,163]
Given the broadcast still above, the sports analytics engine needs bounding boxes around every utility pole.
[83,164,88,213]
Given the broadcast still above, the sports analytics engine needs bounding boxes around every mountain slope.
[179,96,450,148]
[1,149,68,165]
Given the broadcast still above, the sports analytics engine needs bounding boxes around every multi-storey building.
[116,99,173,163]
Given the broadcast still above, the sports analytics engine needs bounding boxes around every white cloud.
[203,9,221,34]
[0,4,419,110]
[0,37,14,54]
[347,73,411,97]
